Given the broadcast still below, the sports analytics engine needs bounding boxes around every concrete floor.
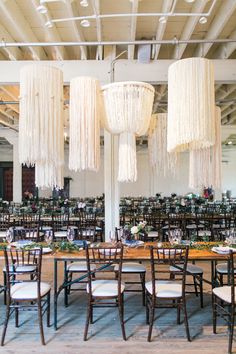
[0,259,233,354]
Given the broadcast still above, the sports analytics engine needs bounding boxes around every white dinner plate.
[212,246,235,254]
[123,240,144,248]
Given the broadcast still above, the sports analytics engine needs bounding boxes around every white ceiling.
[0,0,236,129]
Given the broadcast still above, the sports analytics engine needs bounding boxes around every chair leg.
[199,275,204,308]
[228,306,235,354]
[212,295,217,334]
[118,297,126,341]
[146,295,150,324]
[183,299,191,342]
[193,276,199,297]
[147,299,155,342]
[37,300,45,345]
[140,272,146,306]
[1,303,11,346]
[3,272,6,305]
[177,301,181,324]
[84,299,91,341]
[47,292,50,327]
[15,306,19,327]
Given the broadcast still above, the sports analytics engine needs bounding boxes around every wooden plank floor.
[0,259,233,354]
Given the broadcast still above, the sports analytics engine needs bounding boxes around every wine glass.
[168,230,175,246]
[6,228,13,245]
[109,231,116,245]
[67,227,75,243]
[45,230,53,246]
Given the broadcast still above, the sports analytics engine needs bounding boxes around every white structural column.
[104,131,119,241]
[2,130,22,203]
[12,138,22,203]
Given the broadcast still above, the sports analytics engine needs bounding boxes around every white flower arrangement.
[130,221,147,235]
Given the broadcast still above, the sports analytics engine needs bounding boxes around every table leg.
[54,259,58,330]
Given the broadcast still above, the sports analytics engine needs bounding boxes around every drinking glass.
[6,228,13,245]
[174,229,182,244]
[67,227,75,243]
[109,231,116,244]
[45,230,53,246]
[168,231,175,245]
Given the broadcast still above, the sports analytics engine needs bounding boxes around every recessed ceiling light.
[185,0,195,3]
[45,20,54,28]
[159,16,167,24]
[199,16,207,24]
[37,5,48,14]
[80,19,90,27]
[80,0,89,7]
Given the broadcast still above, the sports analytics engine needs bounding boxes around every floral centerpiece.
[124,221,147,241]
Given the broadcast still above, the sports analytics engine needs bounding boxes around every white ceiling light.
[37,5,48,14]
[185,0,195,3]
[199,16,207,24]
[45,20,54,28]
[159,16,167,24]
[80,0,89,7]
[80,19,90,27]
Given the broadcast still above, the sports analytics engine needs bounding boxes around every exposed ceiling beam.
[64,0,88,60]
[214,28,236,59]
[0,23,23,60]
[128,0,139,60]
[222,106,236,119]
[154,0,173,60]
[31,0,67,60]
[172,0,206,59]
[153,85,167,112]
[194,0,236,58]
[0,85,19,100]
[92,0,103,60]
[0,0,47,60]
[0,106,18,124]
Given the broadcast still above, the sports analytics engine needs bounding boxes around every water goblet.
[6,228,13,245]
[45,230,53,246]
[67,227,75,243]
[109,231,116,245]
[168,231,175,246]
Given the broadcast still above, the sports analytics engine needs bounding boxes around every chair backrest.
[0,213,10,231]
[149,246,189,297]
[52,213,69,232]
[85,245,123,295]
[22,213,40,229]
[228,250,236,304]
[4,247,42,300]
[77,225,96,241]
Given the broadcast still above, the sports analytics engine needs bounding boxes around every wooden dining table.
[51,242,233,330]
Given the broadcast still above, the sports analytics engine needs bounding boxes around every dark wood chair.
[146,246,191,342]
[84,245,126,341]
[1,247,51,346]
[212,250,236,354]
[115,227,146,305]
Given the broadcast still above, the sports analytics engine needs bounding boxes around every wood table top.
[0,242,231,262]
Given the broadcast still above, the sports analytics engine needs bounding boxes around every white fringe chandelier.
[69,77,101,172]
[148,113,178,176]
[19,65,64,189]
[189,107,222,189]
[167,58,215,153]
[102,81,154,182]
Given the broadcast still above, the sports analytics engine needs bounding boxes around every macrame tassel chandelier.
[19,64,64,189]
[148,113,178,176]
[69,77,101,172]
[102,81,154,182]
[189,107,222,189]
[167,58,215,153]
